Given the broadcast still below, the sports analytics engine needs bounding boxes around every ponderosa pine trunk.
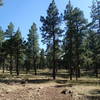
[2,59,5,73]
[69,32,73,80]
[52,34,56,80]
[10,54,13,75]
[33,56,37,75]
[16,47,19,76]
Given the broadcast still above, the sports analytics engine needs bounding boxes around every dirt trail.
[0,82,84,100]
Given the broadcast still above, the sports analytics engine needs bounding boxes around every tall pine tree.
[40,0,63,79]
[27,23,39,75]
[90,0,100,77]
[5,22,15,75]
[13,28,23,76]
[64,0,74,80]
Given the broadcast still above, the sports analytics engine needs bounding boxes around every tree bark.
[10,54,13,75]
[33,56,37,75]
[16,48,19,76]
[52,34,56,80]
[2,59,5,73]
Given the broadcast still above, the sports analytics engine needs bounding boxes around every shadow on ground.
[69,80,100,86]
[55,79,68,84]
[83,89,100,100]
[38,72,69,79]
[0,78,51,84]
[86,96,100,100]
[89,89,100,96]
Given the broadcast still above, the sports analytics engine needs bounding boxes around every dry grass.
[0,69,100,97]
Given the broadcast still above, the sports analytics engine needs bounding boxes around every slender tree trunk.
[33,56,37,75]
[10,54,13,75]
[52,34,56,80]
[69,67,73,80]
[78,66,80,77]
[75,19,81,81]
[2,59,5,73]
[75,50,80,80]
[10,37,13,75]
[26,62,28,74]
[69,33,73,80]
[26,61,30,74]
[75,67,78,81]
[34,65,37,75]
[16,48,19,76]
[93,55,98,78]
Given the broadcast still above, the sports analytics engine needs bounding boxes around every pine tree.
[81,30,93,71]
[24,41,31,73]
[90,0,100,77]
[91,0,100,34]
[64,1,87,80]
[72,8,87,80]
[88,30,100,77]
[40,0,63,79]
[0,27,4,46]
[13,28,23,76]
[64,0,74,80]
[5,22,15,75]
[0,27,4,72]
[27,23,39,75]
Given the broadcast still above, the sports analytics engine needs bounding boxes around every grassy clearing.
[0,69,100,97]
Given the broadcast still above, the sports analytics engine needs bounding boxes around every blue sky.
[0,0,92,48]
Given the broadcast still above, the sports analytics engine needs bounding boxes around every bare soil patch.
[0,83,84,100]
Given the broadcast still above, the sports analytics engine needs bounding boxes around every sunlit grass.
[0,69,99,85]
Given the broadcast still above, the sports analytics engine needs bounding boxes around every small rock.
[61,89,69,94]
[39,87,43,89]
[69,90,73,94]
[0,94,4,97]
[61,89,73,95]
[6,91,9,94]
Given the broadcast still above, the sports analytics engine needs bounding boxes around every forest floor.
[0,69,99,100]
